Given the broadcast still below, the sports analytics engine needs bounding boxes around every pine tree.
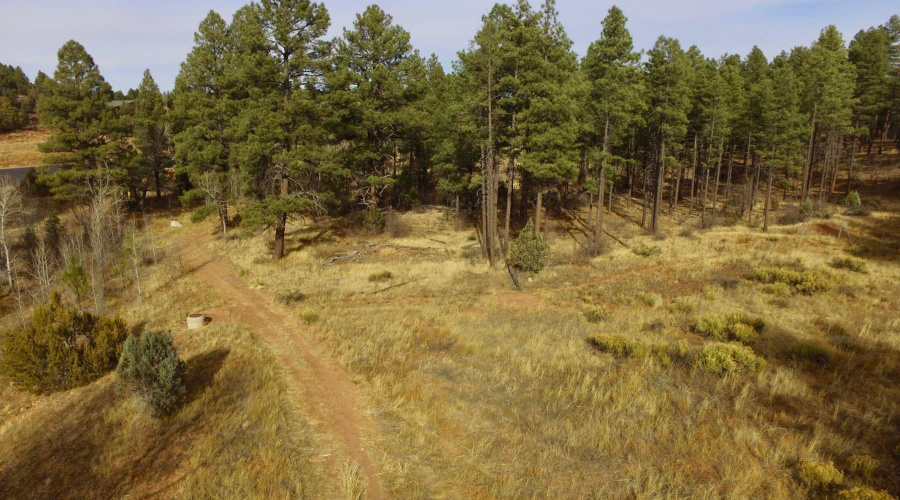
[797,26,856,201]
[37,41,133,200]
[519,0,580,236]
[582,5,642,246]
[329,5,419,209]
[762,54,807,231]
[230,0,332,260]
[645,36,691,233]
[134,69,171,199]
[849,26,894,155]
[172,11,237,236]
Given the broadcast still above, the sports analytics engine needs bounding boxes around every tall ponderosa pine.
[231,0,331,260]
[458,5,506,265]
[329,5,421,209]
[172,11,236,236]
[38,41,133,200]
[133,69,171,199]
[645,36,691,233]
[797,26,856,201]
[519,0,580,235]
[582,5,642,246]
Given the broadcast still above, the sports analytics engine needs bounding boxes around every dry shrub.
[752,267,831,295]
[632,242,661,257]
[588,335,689,366]
[846,454,879,479]
[836,487,895,500]
[637,292,661,308]
[368,270,393,283]
[797,460,844,492]
[582,305,610,323]
[276,290,306,305]
[385,211,411,238]
[831,257,868,273]
[792,341,836,367]
[695,342,765,375]
[693,313,763,344]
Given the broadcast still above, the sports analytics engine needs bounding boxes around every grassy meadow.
[207,174,900,499]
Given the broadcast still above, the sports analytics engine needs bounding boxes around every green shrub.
[693,313,763,344]
[632,243,661,257]
[831,257,868,273]
[61,252,91,301]
[800,198,814,217]
[363,206,386,233]
[752,267,831,295]
[190,204,217,223]
[583,305,610,323]
[846,455,878,479]
[836,487,895,500]
[843,191,863,215]
[508,219,550,274]
[0,293,128,394]
[368,270,393,282]
[117,330,187,418]
[798,460,844,491]
[792,341,835,366]
[695,342,765,375]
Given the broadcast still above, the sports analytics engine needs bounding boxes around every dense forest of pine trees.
[5,0,900,263]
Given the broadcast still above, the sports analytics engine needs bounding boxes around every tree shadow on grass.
[0,347,231,500]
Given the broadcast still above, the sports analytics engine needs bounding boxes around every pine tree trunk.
[535,189,543,234]
[712,138,724,217]
[802,101,819,200]
[595,168,604,247]
[455,194,460,232]
[764,162,773,232]
[651,139,665,233]
[689,136,697,215]
[847,123,858,194]
[273,176,288,259]
[504,158,514,254]
[724,143,735,209]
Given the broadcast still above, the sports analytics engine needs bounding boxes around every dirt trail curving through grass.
[176,235,383,500]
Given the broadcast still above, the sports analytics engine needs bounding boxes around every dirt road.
[177,236,383,500]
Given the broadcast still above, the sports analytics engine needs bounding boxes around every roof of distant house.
[107,100,134,108]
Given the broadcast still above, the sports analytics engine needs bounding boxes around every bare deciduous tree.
[0,175,23,293]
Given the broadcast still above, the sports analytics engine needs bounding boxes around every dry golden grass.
[0,127,49,168]
[209,179,900,498]
[0,221,331,499]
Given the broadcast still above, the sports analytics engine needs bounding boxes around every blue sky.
[0,0,896,92]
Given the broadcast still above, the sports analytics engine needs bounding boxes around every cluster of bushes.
[0,294,188,418]
[752,267,831,294]
[695,342,766,375]
[0,293,127,393]
[797,455,892,499]
[508,219,550,274]
[693,313,764,344]
[587,335,689,366]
